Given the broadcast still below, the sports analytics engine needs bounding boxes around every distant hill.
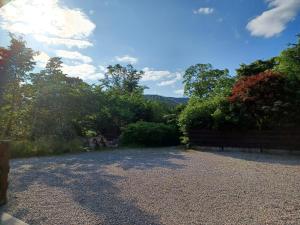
[144,95,189,106]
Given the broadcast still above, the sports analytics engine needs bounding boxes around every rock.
[88,134,119,149]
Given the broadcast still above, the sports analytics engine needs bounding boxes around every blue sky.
[0,0,300,97]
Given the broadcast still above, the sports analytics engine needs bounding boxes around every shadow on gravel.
[208,151,300,166]
[3,148,187,225]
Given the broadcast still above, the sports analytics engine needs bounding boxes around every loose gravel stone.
[1,148,300,225]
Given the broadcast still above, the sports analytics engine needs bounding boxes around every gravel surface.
[1,147,300,225]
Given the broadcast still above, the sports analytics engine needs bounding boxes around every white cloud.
[0,0,95,48]
[34,51,50,67]
[158,80,177,86]
[98,65,109,76]
[34,35,93,49]
[115,55,138,65]
[247,0,300,38]
[157,73,182,86]
[62,63,104,81]
[56,50,92,63]
[193,7,214,15]
[142,68,174,81]
[174,89,184,96]
[142,67,182,86]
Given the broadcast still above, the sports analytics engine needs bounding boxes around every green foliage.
[179,68,300,135]
[4,33,300,156]
[28,57,94,140]
[0,35,36,138]
[83,92,149,136]
[236,58,277,77]
[79,65,174,138]
[10,140,40,158]
[183,63,234,98]
[180,63,236,134]
[180,35,300,136]
[120,122,180,147]
[178,96,227,132]
[277,35,300,80]
[0,47,10,100]
[10,137,84,158]
[100,64,145,94]
[81,90,177,138]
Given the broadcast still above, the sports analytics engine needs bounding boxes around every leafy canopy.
[277,35,300,80]
[236,58,277,77]
[183,63,234,98]
[100,64,145,94]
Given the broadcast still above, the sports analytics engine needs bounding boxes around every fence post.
[0,140,10,206]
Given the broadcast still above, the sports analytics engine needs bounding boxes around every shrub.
[10,140,45,158]
[120,121,180,147]
[178,96,225,132]
[10,137,85,158]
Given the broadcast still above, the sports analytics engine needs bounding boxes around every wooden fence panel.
[0,141,9,205]
[188,129,300,150]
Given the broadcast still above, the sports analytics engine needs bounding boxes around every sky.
[0,0,300,97]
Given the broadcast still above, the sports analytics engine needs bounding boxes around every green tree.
[0,48,10,102]
[183,63,234,98]
[84,91,154,137]
[29,57,93,140]
[100,64,145,94]
[236,58,277,77]
[277,35,300,80]
[0,35,36,137]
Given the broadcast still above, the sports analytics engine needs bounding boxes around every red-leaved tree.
[229,71,289,129]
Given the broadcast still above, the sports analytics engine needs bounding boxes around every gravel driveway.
[1,147,300,225]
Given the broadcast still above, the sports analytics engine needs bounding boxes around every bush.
[120,121,180,147]
[178,96,225,132]
[10,140,45,158]
[10,137,85,158]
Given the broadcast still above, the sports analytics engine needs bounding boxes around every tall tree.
[29,57,93,140]
[100,64,144,94]
[183,63,234,98]
[0,35,36,137]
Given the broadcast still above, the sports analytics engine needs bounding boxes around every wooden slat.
[188,129,300,150]
[0,142,10,205]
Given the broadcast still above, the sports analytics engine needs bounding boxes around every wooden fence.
[0,141,9,205]
[188,129,300,151]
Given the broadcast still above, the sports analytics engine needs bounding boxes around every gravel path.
[1,147,300,225]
